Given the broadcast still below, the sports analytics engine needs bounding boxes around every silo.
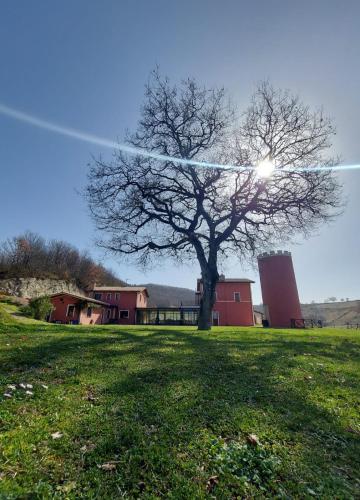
[257,251,302,327]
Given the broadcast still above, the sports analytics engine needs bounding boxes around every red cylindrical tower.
[258,251,302,328]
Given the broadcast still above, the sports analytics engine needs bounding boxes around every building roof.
[93,286,149,297]
[50,292,109,306]
[218,278,255,283]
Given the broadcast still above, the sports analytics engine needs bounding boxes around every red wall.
[212,282,254,326]
[79,307,103,325]
[258,252,302,328]
[50,295,104,325]
[91,290,148,324]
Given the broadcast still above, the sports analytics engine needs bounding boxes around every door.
[212,310,219,326]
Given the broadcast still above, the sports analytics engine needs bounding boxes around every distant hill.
[142,283,195,307]
[301,300,360,326]
[255,301,360,326]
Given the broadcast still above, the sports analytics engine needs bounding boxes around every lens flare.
[0,102,359,173]
[256,159,275,178]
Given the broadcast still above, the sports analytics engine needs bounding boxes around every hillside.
[1,319,359,497]
[301,300,360,326]
[255,300,360,326]
[0,232,124,291]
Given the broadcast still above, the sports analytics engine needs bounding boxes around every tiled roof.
[219,279,255,283]
[50,292,109,306]
[93,286,149,297]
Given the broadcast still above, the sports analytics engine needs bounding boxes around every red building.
[90,286,148,324]
[258,251,302,328]
[49,293,109,325]
[49,286,148,325]
[195,275,255,326]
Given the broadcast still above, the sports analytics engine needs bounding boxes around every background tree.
[0,232,123,290]
[87,71,342,330]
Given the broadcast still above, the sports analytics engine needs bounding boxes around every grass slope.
[0,318,359,498]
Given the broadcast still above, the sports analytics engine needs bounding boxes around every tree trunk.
[198,268,219,330]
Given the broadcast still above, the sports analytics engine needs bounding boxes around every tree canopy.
[87,71,342,329]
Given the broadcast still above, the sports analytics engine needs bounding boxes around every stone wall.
[0,277,84,298]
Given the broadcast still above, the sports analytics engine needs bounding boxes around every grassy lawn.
[0,309,359,498]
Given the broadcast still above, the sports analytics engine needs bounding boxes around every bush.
[19,304,35,317]
[24,296,54,321]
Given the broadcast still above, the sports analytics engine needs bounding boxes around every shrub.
[19,304,35,317]
[26,296,54,321]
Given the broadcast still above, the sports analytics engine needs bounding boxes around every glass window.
[120,310,129,319]
[234,292,241,302]
[87,307,92,317]
[106,293,112,300]
[94,293,102,300]
[115,293,120,300]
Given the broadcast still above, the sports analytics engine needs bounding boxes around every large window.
[119,310,129,319]
[67,305,75,317]
[136,308,199,326]
[94,293,102,300]
[234,292,241,302]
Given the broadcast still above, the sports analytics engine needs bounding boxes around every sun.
[256,159,275,178]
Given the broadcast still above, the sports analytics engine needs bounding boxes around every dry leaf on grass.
[247,433,260,446]
[80,443,96,453]
[97,461,120,471]
[206,475,219,493]
[51,431,63,439]
[345,427,360,436]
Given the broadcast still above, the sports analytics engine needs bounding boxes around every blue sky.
[1,0,359,303]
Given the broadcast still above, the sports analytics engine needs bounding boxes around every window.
[67,305,75,317]
[106,293,112,300]
[94,293,102,300]
[119,310,129,319]
[87,307,92,317]
[214,291,217,302]
[115,293,120,300]
[234,292,241,302]
[107,309,111,319]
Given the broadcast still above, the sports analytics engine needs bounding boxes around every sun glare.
[256,159,275,178]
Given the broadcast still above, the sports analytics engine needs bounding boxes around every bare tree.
[86,71,342,330]
[0,233,123,290]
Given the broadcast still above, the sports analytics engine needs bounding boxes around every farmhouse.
[195,275,255,326]
[49,293,109,325]
[49,278,256,326]
[48,250,303,327]
[90,286,149,324]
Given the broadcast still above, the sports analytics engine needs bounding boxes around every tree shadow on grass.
[1,325,359,496]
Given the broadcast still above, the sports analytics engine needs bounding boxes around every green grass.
[0,308,359,498]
